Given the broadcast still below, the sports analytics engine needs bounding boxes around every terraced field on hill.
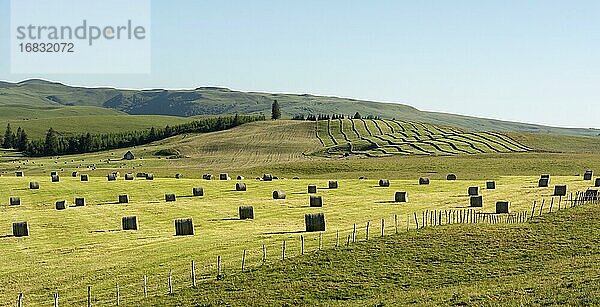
[316,119,531,157]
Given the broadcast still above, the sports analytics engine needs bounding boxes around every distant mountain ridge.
[0,79,599,137]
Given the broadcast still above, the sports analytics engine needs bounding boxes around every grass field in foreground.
[0,175,597,305]
[145,199,600,306]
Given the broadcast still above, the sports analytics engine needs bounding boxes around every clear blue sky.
[1,0,599,128]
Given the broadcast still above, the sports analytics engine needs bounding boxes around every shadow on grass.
[263,230,305,235]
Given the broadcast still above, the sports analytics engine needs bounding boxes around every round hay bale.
[118,194,129,204]
[239,206,254,220]
[219,173,230,180]
[273,190,286,199]
[15,171,24,177]
[29,182,39,189]
[468,186,479,196]
[80,174,89,181]
[12,222,29,237]
[146,173,154,180]
[496,201,510,214]
[595,178,600,187]
[193,187,204,196]
[124,173,134,181]
[538,178,549,187]
[236,183,247,191]
[71,171,78,177]
[379,179,390,187]
[112,172,120,178]
[307,185,317,194]
[50,171,58,176]
[203,174,213,180]
[486,181,496,190]
[136,172,147,178]
[394,191,407,203]
[469,195,483,207]
[165,194,176,202]
[9,197,21,206]
[419,177,430,185]
[75,197,85,207]
[55,200,67,210]
[175,173,183,179]
[237,175,245,180]
[305,213,325,232]
[263,174,273,181]
[51,175,60,183]
[584,170,593,181]
[107,174,117,181]
[122,216,138,230]
[328,180,338,189]
[554,185,567,196]
[446,174,457,180]
[309,195,323,207]
[174,218,194,236]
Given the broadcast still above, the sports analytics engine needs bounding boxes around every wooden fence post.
[143,275,148,298]
[241,250,246,271]
[217,256,222,279]
[549,198,554,213]
[366,221,370,241]
[406,213,410,231]
[319,233,322,250]
[191,260,196,287]
[531,201,536,219]
[116,283,120,306]
[53,292,59,307]
[539,199,545,216]
[414,212,419,229]
[17,293,23,307]
[87,286,92,307]
[352,224,356,243]
[381,218,385,237]
[301,235,305,255]
[394,214,398,234]
[262,244,267,265]
[168,270,173,295]
[336,231,339,247]
[282,241,286,260]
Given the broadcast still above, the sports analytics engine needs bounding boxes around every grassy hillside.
[2,79,599,137]
[1,174,596,305]
[144,202,600,306]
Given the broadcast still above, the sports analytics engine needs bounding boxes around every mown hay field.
[0,174,597,305]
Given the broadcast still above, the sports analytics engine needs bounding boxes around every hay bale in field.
[174,218,194,236]
[236,183,247,191]
[239,206,254,220]
[136,173,146,178]
[80,174,89,181]
[146,173,154,180]
[595,178,600,187]
[305,213,326,232]
[193,187,204,196]
[125,173,134,180]
[175,173,183,179]
[395,191,408,203]
[273,190,286,199]
[554,185,567,196]
[584,170,593,181]
[203,174,213,180]
[118,194,129,204]
[10,197,21,206]
[496,201,510,214]
[328,180,338,189]
[29,182,39,189]
[237,175,245,180]
[122,216,138,230]
[419,177,430,185]
[15,171,24,177]
[308,185,317,194]
[12,222,29,237]
[75,197,85,206]
[379,179,390,187]
[219,173,230,180]
[447,174,457,180]
[55,200,67,210]
[538,178,549,187]
[72,171,78,177]
[50,171,58,176]
[469,196,483,207]
[263,174,273,181]
[51,175,60,182]
[486,181,496,190]
[165,194,176,202]
[112,172,120,178]
[309,195,323,207]
[107,174,117,181]
[468,186,479,196]
[293,177,300,180]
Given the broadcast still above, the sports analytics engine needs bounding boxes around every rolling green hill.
[1,79,599,137]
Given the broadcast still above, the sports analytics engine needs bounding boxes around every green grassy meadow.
[1,173,597,305]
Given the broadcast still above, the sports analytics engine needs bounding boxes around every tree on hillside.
[353,112,362,119]
[15,127,29,151]
[44,128,59,155]
[271,100,281,120]
[2,123,13,148]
